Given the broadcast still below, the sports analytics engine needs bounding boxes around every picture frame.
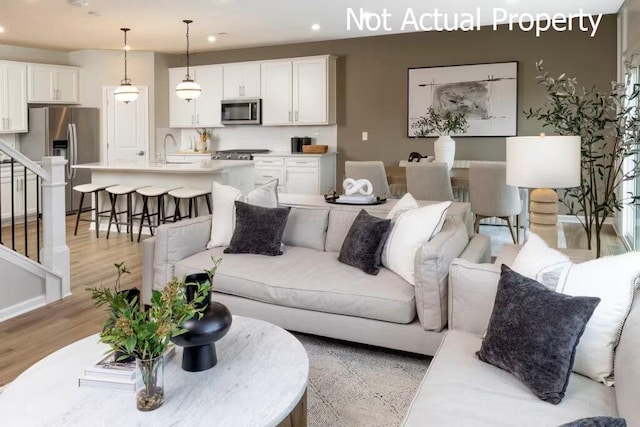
[407,61,518,137]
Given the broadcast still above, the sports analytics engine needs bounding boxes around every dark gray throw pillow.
[558,417,627,427]
[476,265,600,405]
[224,201,291,256]
[338,209,391,275]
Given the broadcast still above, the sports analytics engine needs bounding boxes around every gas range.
[213,149,270,160]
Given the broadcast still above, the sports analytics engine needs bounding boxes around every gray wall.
[169,16,617,180]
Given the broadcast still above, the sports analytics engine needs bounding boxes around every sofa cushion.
[224,201,290,256]
[614,292,640,426]
[477,266,600,404]
[175,246,416,324]
[338,210,391,275]
[558,417,627,427]
[403,331,618,427]
[281,206,329,251]
[511,233,572,288]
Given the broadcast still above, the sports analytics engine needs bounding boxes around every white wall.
[68,50,157,160]
[0,43,69,65]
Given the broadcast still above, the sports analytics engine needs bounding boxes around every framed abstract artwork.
[408,62,518,137]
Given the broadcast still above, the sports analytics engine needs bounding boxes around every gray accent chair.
[406,162,455,202]
[469,161,521,244]
[344,161,391,196]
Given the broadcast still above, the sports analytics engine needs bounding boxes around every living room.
[0,1,640,425]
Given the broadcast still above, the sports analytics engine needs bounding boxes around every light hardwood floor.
[0,217,627,387]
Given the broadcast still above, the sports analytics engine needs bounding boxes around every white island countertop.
[73,160,251,174]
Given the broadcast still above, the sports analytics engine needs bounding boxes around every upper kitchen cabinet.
[27,64,80,104]
[169,65,224,128]
[261,56,336,126]
[223,63,260,99]
[0,61,28,133]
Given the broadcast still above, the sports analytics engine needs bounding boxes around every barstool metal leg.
[194,197,199,217]
[205,194,212,214]
[188,198,193,219]
[137,195,149,243]
[74,192,85,236]
[127,193,133,242]
[93,191,100,238]
[106,193,118,240]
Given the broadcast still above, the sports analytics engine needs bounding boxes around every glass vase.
[136,355,164,411]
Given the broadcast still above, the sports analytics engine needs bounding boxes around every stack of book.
[79,346,175,392]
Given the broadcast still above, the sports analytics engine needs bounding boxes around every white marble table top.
[0,316,309,427]
[72,159,252,173]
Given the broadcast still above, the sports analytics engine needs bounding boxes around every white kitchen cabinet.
[0,166,38,220]
[253,153,336,195]
[261,61,293,125]
[169,65,223,128]
[293,56,335,125]
[0,61,28,133]
[223,63,261,99]
[27,64,80,104]
[260,56,336,126]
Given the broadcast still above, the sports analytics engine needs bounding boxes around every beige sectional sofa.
[403,246,640,426]
[142,195,490,355]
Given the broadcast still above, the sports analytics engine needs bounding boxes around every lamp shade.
[175,79,201,101]
[506,135,581,189]
[114,83,139,103]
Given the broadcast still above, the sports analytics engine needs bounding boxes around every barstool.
[168,188,212,221]
[72,183,115,238]
[106,185,147,241]
[136,186,178,242]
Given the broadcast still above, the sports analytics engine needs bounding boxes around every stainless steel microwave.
[221,99,262,125]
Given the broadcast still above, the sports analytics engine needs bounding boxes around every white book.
[83,353,137,380]
[78,375,141,392]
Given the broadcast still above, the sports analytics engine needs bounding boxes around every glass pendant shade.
[114,82,140,103]
[115,28,138,104]
[175,79,201,100]
[175,19,201,102]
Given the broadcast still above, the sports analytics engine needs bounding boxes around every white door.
[194,65,223,127]
[261,61,293,125]
[169,67,196,128]
[103,86,149,163]
[5,63,28,132]
[293,57,328,124]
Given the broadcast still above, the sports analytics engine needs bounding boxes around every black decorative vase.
[171,273,232,372]
[114,288,141,363]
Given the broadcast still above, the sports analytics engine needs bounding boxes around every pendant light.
[114,28,139,104]
[175,19,201,102]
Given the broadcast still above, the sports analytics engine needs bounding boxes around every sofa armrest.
[459,234,491,263]
[414,219,469,332]
[447,258,500,336]
[142,237,156,306]
[151,215,213,292]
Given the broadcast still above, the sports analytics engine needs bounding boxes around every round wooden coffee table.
[0,316,309,426]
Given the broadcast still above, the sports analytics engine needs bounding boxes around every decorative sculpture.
[342,178,373,196]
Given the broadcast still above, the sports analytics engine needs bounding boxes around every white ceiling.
[0,0,625,54]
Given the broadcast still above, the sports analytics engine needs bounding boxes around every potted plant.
[525,60,640,257]
[89,266,212,411]
[411,106,468,170]
[195,128,213,152]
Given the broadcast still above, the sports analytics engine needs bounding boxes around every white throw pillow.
[386,192,419,219]
[207,179,279,248]
[511,233,571,289]
[381,201,451,285]
[555,252,640,385]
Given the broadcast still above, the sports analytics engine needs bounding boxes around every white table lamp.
[506,134,581,247]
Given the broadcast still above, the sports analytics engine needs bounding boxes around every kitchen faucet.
[162,133,177,165]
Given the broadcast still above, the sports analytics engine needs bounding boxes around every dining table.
[385,159,475,198]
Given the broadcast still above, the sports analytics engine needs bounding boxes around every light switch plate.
[362,131,368,141]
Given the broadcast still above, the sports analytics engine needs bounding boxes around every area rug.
[294,333,430,427]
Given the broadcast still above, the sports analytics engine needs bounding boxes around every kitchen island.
[72,160,255,234]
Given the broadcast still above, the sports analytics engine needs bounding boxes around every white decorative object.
[434,136,456,171]
[381,201,452,285]
[555,252,640,385]
[0,316,309,426]
[510,233,571,287]
[342,178,373,196]
[207,179,279,248]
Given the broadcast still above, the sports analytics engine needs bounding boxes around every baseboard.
[558,215,616,226]
[0,295,46,323]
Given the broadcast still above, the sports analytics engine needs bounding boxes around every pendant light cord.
[184,20,193,80]
[121,28,130,85]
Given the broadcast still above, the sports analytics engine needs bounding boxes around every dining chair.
[344,161,391,196]
[469,161,522,243]
[405,162,455,201]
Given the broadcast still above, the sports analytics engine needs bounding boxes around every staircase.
[0,139,70,322]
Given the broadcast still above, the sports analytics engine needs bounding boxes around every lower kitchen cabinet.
[1,166,39,221]
[253,153,336,195]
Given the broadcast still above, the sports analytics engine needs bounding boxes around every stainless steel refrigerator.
[20,107,100,214]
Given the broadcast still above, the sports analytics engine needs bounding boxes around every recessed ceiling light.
[0,27,5,34]
[87,10,101,16]
[311,24,320,31]
[207,35,216,42]
[67,0,89,7]
[124,45,130,51]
